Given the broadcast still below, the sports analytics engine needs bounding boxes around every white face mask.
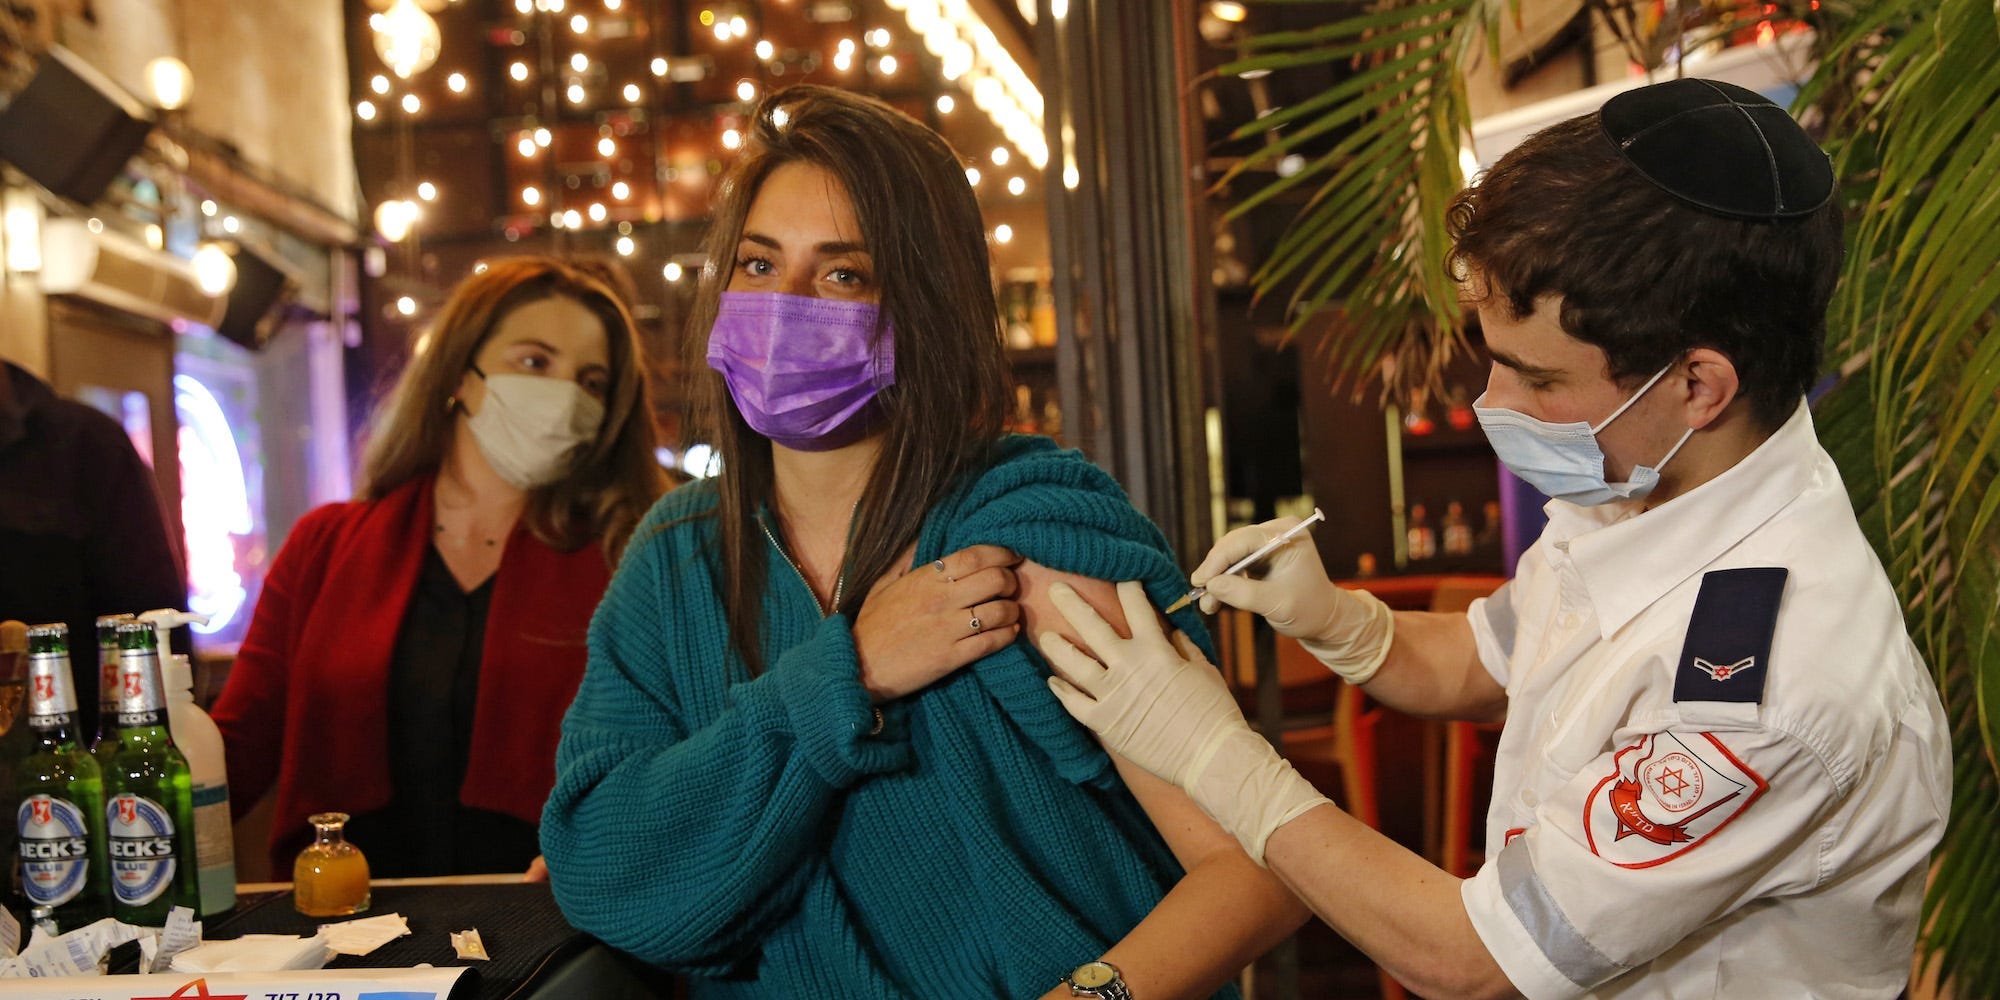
[1473,364,1694,506]
[463,367,605,490]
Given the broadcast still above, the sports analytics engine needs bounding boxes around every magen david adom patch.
[1582,731,1769,868]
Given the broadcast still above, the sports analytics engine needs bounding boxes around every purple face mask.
[705,291,897,451]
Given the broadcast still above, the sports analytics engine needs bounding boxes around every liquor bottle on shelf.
[1003,282,1035,350]
[1030,280,1058,347]
[1010,384,1040,435]
[1442,500,1474,557]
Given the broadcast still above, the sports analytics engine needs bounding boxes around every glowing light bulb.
[993,224,1013,243]
[522,186,541,206]
[510,61,529,82]
[356,100,377,121]
[598,136,616,157]
[612,181,631,200]
[936,94,954,114]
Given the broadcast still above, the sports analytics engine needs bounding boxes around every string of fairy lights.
[358,0,1043,309]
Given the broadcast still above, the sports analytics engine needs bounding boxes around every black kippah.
[1598,78,1834,221]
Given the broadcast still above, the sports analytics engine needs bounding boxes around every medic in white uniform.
[1030,78,1950,1000]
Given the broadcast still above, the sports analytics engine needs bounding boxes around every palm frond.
[1220,0,1498,399]
[1802,0,2000,992]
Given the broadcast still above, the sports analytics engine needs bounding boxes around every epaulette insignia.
[1672,567,1787,705]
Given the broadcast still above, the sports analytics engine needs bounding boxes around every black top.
[0,362,186,735]
[344,546,541,877]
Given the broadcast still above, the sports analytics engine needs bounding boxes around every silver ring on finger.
[968,614,983,633]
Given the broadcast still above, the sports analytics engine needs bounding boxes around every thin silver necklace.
[760,500,858,618]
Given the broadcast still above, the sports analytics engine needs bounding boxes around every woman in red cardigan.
[214,257,667,877]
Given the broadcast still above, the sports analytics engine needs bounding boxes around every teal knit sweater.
[542,436,1240,999]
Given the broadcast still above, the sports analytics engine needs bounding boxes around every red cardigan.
[212,478,610,872]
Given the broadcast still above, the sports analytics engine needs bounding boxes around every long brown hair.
[361,256,667,562]
[685,86,1010,673]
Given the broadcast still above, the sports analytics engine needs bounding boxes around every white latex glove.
[1193,517,1395,685]
[1040,581,1331,864]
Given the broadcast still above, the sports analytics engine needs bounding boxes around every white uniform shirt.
[1460,402,1951,999]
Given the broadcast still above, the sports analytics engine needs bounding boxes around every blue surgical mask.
[1474,365,1694,506]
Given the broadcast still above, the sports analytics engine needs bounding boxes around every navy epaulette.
[1672,567,1788,705]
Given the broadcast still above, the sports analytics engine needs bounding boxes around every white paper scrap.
[0,905,18,958]
[0,916,147,978]
[448,928,489,961]
[320,912,411,957]
[144,906,202,973]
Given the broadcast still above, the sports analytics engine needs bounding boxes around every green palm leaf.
[1220,0,1494,399]
[1763,0,1998,991]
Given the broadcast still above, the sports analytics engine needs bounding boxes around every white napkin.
[170,933,334,973]
[320,912,411,957]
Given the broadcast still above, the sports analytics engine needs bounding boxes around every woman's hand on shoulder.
[854,544,1023,702]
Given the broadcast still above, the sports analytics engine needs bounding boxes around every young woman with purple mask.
[540,86,1306,999]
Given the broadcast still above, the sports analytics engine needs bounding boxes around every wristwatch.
[1062,960,1132,999]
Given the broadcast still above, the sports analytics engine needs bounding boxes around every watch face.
[1071,961,1118,989]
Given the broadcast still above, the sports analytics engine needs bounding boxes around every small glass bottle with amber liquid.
[294,812,370,917]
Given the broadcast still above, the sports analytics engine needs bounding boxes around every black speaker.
[0,47,155,205]
[217,244,298,350]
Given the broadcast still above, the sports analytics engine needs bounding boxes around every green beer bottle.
[90,613,132,758]
[16,624,109,931]
[101,621,199,925]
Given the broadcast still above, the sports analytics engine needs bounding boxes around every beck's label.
[17,794,91,907]
[106,792,178,905]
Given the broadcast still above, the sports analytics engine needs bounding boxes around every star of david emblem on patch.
[1584,732,1768,868]
[1693,655,1758,681]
